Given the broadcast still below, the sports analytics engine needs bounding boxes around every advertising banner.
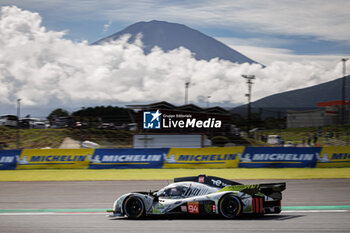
[0,150,20,170]
[88,148,168,169]
[163,147,243,168]
[316,146,350,168]
[0,146,347,170]
[16,149,94,169]
[239,147,321,168]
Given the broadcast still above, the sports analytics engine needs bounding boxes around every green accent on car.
[152,208,163,214]
[152,203,165,214]
[219,184,260,192]
[218,184,266,197]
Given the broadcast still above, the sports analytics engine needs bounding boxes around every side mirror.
[153,196,159,203]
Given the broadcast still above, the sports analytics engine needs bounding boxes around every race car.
[107,174,286,219]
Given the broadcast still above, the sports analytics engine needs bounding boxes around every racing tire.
[218,194,241,219]
[123,195,145,219]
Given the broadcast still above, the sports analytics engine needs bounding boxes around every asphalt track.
[0,179,349,232]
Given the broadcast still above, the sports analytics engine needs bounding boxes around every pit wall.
[0,146,349,170]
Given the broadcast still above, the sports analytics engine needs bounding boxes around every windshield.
[156,182,218,199]
[157,184,190,198]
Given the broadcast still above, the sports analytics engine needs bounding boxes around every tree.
[47,108,69,122]
[72,106,135,125]
[211,136,229,147]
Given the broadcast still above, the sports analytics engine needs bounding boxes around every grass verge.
[0,168,350,181]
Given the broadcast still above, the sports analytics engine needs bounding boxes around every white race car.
[107,174,286,219]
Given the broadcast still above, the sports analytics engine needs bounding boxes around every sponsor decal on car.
[211,179,231,187]
[187,202,199,214]
[198,176,205,183]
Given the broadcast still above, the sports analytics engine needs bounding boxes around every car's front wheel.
[123,195,145,219]
[219,194,241,219]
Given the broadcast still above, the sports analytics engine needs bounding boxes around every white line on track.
[0,210,348,216]
[0,212,107,216]
[282,210,350,213]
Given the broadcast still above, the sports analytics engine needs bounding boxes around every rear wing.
[259,182,286,193]
[219,182,286,197]
[259,182,286,200]
[174,174,242,188]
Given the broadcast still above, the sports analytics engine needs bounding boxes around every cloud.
[0,6,348,114]
[103,20,112,33]
[197,1,350,42]
[3,1,350,43]
[216,0,350,42]
[216,37,348,67]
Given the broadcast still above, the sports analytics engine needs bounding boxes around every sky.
[0,1,349,117]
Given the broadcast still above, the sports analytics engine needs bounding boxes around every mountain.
[93,20,258,64]
[232,75,350,116]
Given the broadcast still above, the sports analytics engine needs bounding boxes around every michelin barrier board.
[88,148,168,169]
[239,147,322,168]
[16,149,94,169]
[0,150,20,170]
[0,146,349,169]
[163,147,243,168]
[316,146,350,168]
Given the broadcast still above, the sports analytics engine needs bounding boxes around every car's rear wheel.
[123,195,145,219]
[219,194,241,219]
